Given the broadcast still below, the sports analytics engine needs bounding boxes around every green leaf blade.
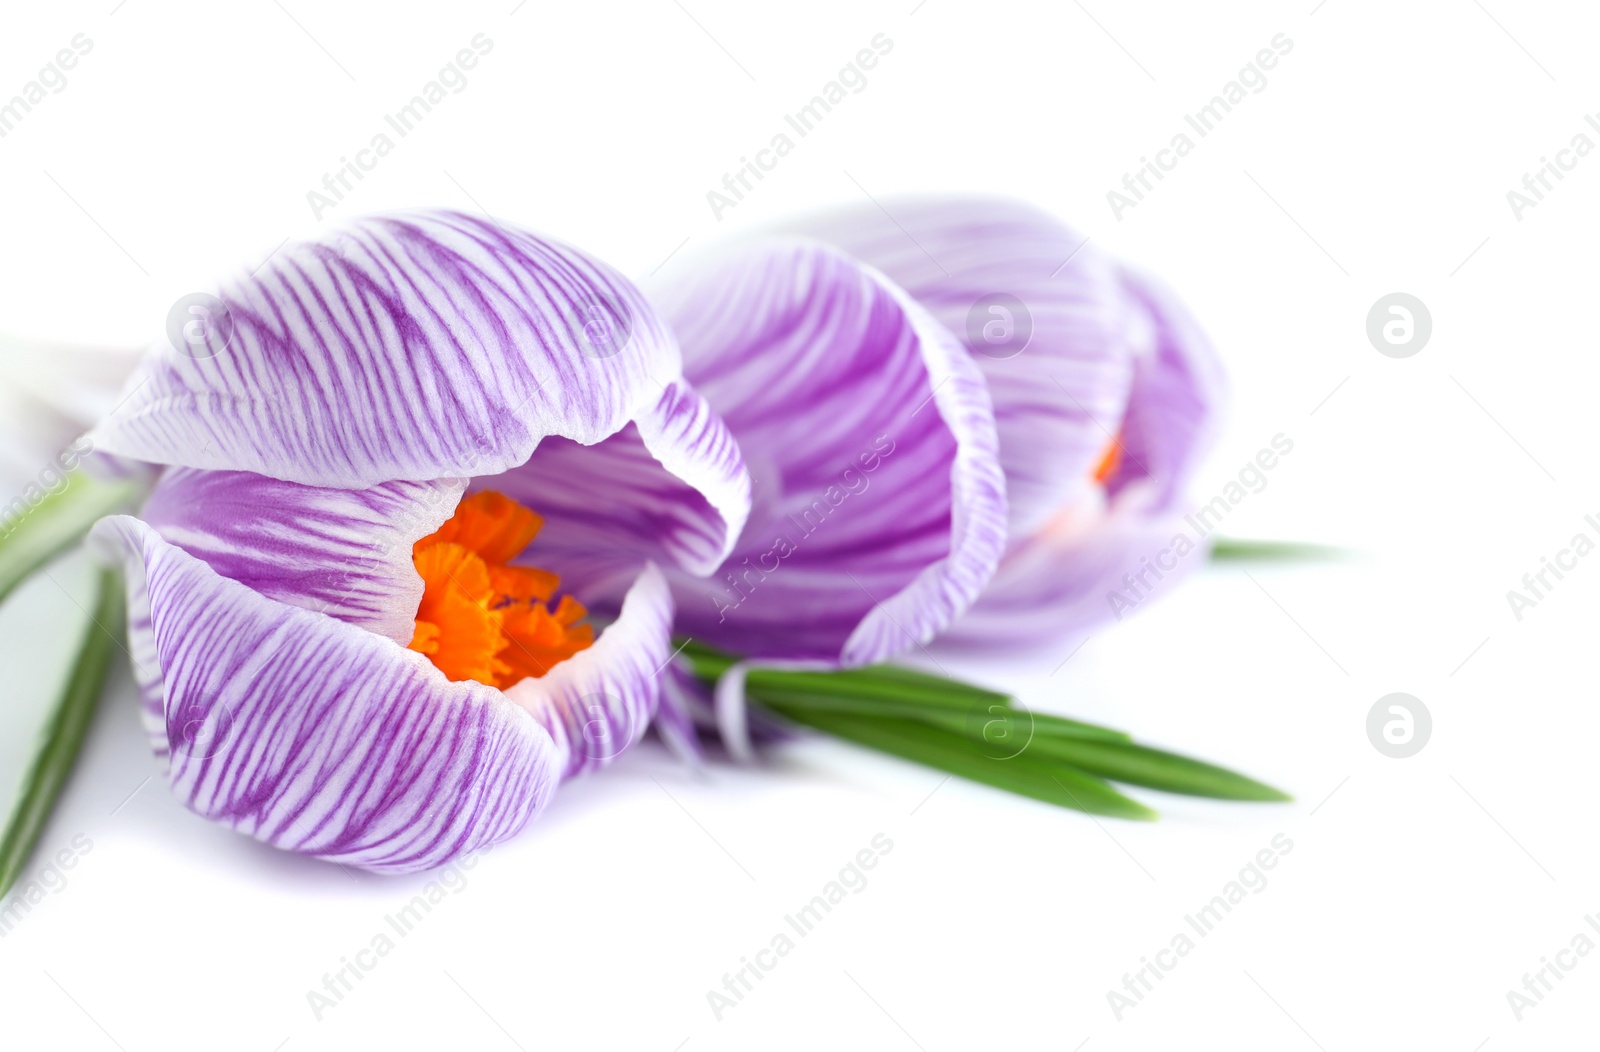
[766,703,1158,821]
[677,637,1289,813]
[0,568,124,899]
[0,474,137,607]
[1018,735,1291,802]
[1209,537,1345,562]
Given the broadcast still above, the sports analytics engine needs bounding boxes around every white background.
[1,0,1597,1048]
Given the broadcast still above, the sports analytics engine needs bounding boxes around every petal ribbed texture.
[785,196,1143,537]
[90,211,693,489]
[648,239,1008,666]
[139,467,467,645]
[93,516,564,873]
[783,197,1225,651]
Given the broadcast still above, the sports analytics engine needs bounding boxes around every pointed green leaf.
[1209,537,1345,562]
[764,703,1158,821]
[752,686,1132,744]
[1016,735,1291,801]
[0,568,124,898]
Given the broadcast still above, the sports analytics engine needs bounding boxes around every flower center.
[406,491,593,687]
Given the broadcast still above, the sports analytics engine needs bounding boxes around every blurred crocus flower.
[0,335,138,497]
[784,196,1226,652]
[83,211,751,872]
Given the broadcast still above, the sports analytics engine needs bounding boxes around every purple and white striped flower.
[86,210,750,873]
[645,239,1009,665]
[783,196,1226,653]
[633,239,1009,754]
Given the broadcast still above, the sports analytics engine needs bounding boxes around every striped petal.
[646,240,1008,666]
[1109,269,1228,514]
[783,196,1143,537]
[477,379,748,595]
[91,515,564,873]
[503,564,675,779]
[87,210,695,489]
[138,467,466,646]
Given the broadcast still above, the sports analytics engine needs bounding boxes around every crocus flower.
[781,196,1226,652]
[631,240,1009,753]
[84,210,750,872]
[652,239,1008,656]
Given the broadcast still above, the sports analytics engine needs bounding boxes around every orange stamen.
[1092,437,1123,484]
[406,491,593,687]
